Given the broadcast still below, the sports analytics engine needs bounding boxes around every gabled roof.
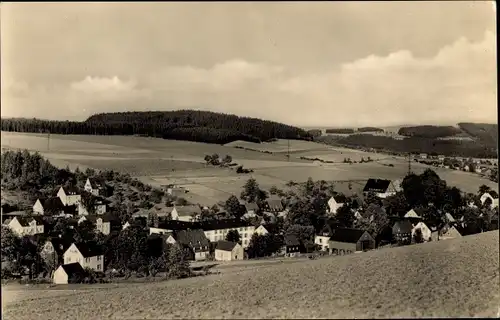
[60,185,80,195]
[60,262,86,276]
[257,223,280,235]
[215,240,238,251]
[331,194,347,204]
[392,220,413,234]
[363,179,392,193]
[83,214,119,224]
[445,212,456,223]
[244,202,259,212]
[329,228,369,244]
[404,208,424,219]
[15,216,44,227]
[174,205,202,216]
[38,197,65,210]
[2,210,27,216]
[73,242,104,258]
[284,234,300,246]
[196,219,252,231]
[156,219,194,230]
[266,198,284,212]
[172,229,210,249]
[87,177,103,188]
[47,237,73,255]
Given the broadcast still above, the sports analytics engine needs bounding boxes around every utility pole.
[408,152,412,175]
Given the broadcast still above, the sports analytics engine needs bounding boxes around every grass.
[2,131,496,206]
[3,231,498,318]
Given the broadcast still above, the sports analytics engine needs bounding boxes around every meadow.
[2,231,498,318]
[1,131,497,206]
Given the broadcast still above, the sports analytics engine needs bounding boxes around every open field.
[3,231,499,319]
[2,132,496,206]
[224,139,330,153]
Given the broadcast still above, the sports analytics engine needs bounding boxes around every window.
[85,258,90,263]
[67,257,71,263]
[319,238,322,244]
[97,264,101,270]
[97,256,101,261]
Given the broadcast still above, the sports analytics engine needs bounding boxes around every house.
[6,216,44,236]
[420,153,428,159]
[411,222,432,242]
[283,234,300,257]
[165,186,186,197]
[41,237,73,269]
[53,262,87,284]
[122,218,147,230]
[171,205,202,222]
[327,194,346,215]
[480,192,499,208]
[264,196,284,213]
[314,233,331,252]
[214,240,244,261]
[63,242,104,272]
[78,214,120,235]
[362,179,397,198]
[149,219,194,235]
[438,155,445,161]
[84,178,103,196]
[33,197,66,216]
[0,210,27,224]
[328,228,375,255]
[78,199,107,216]
[199,219,256,248]
[392,220,413,244]
[404,208,424,220]
[440,226,462,240]
[57,186,81,206]
[165,229,210,261]
[242,202,259,219]
[444,212,457,224]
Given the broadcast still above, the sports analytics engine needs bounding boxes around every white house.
[33,197,66,216]
[78,215,117,235]
[201,220,256,248]
[440,226,463,240]
[363,179,398,199]
[63,243,104,272]
[57,186,81,206]
[214,241,244,261]
[78,200,107,216]
[84,178,103,196]
[314,234,331,251]
[6,216,44,236]
[327,195,346,215]
[165,229,210,261]
[480,192,499,208]
[411,222,432,242]
[53,262,86,285]
[171,205,202,222]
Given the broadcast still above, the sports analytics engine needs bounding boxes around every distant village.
[1,149,498,285]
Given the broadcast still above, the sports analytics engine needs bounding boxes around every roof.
[73,242,104,258]
[404,208,423,219]
[172,229,210,248]
[38,197,65,210]
[284,234,300,246]
[15,216,44,227]
[445,212,456,223]
[83,214,119,224]
[332,194,348,203]
[257,223,280,235]
[215,240,238,251]
[174,205,202,217]
[47,237,72,255]
[156,219,194,230]
[196,218,252,231]
[244,202,259,212]
[363,179,392,193]
[329,228,368,244]
[2,210,27,216]
[87,177,103,187]
[60,185,80,195]
[266,198,284,212]
[392,220,413,234]
[60,262,86,276]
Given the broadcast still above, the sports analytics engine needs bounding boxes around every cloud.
[1,31,496,126]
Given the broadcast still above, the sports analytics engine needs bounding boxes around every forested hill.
[0,110,312,144]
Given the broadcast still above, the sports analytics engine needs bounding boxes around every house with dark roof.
[78,214,120,235]
[283,234,301,257]
[327,194,347,215]
[171,205,202,222]
[33,197,66,216]
[242,202,259,219]
[254,224,281,237]
[57,186,82,206]
[197,219,256,249]
[165,229,210,261]
[363,179,397,198]
[392,220,413,245]
[41,237,73,267]
[214,240,244,261]
[53,262,87,284]
[63,242,104,272]
[1,210,27,224]
[6,216,45,236]
[78,197,108,216]
[264,196,284,213]
[411,221,432,242]
[404,208,424,220]
[440,225,463,240]
[84,177,104,196]
[480,191,499,208]
[149,219,195,235]
[328,228,375,255]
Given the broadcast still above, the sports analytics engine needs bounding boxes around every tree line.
[398,125,462,139]
[1,110,312,144]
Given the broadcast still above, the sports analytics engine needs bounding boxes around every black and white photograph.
[1,2,498,318]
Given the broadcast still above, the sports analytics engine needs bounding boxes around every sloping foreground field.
[3,232,499,319]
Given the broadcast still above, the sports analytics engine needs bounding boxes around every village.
[1,149,498,285]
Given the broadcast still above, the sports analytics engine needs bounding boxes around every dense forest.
[316,134,497,158]
[306,129,322,137]
[398,125,462,138]
[325,128,355,134]
[357,127,384,133]
[0,110,312,145]
[458,123,498,146]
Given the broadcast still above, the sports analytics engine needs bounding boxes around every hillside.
[0,110,312,145]
[458,123,498,146]
[3,231,498,318]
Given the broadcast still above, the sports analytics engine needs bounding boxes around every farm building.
[5,216,44,236]
[327,194,347,215]
[283,234,300,257]
[328,228,375,255]
[362,179,397,198]
[63,242,104,272]
[53,262,87,285]
[165,229,210,261]
[392,220,413,245]
[214,240,244,261]
[411,222,432,242]
[171,205,202,222]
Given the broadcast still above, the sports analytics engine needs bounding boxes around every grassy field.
[2,131,497,206]
[3,231,498,318]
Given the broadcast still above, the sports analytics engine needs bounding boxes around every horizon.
[1,2,497,127]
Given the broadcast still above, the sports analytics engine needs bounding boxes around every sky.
[1,2,497,127]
